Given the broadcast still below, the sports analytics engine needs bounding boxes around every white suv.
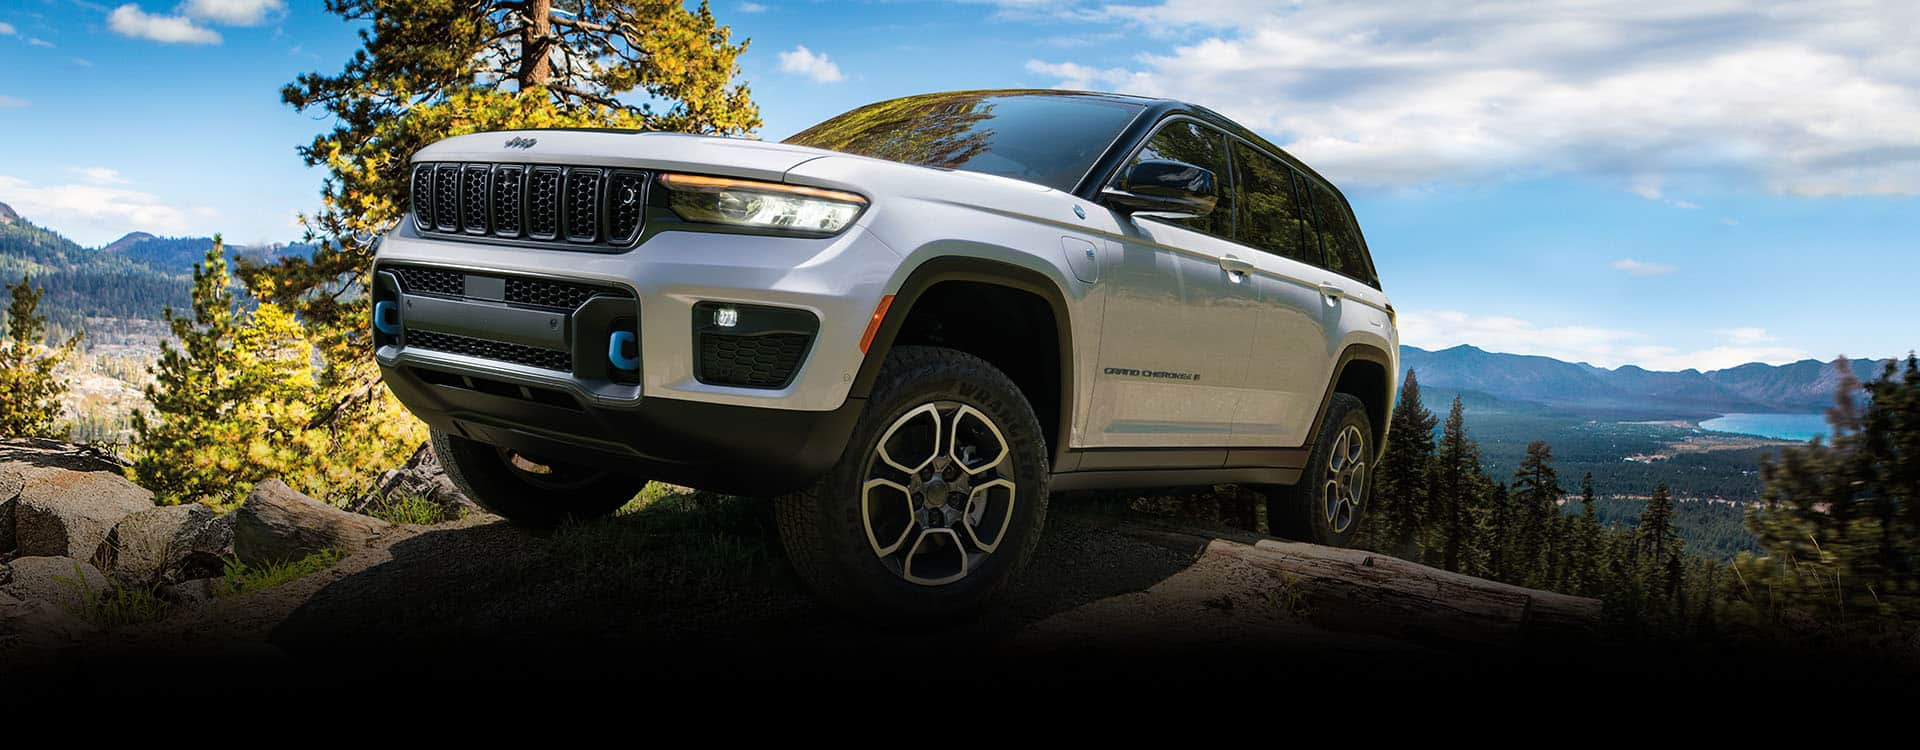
[373,90,1398,618]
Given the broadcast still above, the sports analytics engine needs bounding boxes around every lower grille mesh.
[699,333,809,389]
[406,329,572,372]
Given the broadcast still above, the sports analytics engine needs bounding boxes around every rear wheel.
[432,429,645,527]
[776,346,1050,621]
[1264,393,1373,547]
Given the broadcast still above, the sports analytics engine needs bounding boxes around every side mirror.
[1101,159,1218,217]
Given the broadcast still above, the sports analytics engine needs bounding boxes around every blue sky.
[1,0,1916,371]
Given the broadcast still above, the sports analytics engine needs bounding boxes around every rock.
[162,578,219,609]
[0,596,101,650]
[1,556,111,611]
[96,504,234,586]
[0,468,23,553]
[234,480,392,565]
[351,442,475,517]
[13,470,153,559]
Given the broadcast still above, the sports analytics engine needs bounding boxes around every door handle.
[1218,255,1254,274]
[1318,282,1345,299]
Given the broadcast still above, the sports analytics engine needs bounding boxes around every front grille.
[699,333,810,389]
[409,160,645,249]
[389,265,628,312]
[406,330,572,372]
[565,169,601,242]
[392,266,464,297]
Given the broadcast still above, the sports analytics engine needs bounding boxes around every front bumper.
[380,353,861,495]
[371,221,900,494]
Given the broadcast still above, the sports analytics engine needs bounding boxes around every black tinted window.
[1231,142,1316,265]
[1118,120,1233,236]
[1304,180,1376,287]
[784,92,1142,192]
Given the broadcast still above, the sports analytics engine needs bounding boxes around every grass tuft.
[214,548,347,597]
[551,483,773,586]
[55,561,172,627]
[361,491,459,525]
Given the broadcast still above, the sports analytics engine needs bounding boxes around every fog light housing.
[714,305,739,328]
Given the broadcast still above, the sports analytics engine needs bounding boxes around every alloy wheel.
[860,400,1018,586]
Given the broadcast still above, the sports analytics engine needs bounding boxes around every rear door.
[1228,142,1343,448]
[1087,119,1259,448]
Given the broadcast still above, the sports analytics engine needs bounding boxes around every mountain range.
[1401,344,1890,419]
[0,201,310,328]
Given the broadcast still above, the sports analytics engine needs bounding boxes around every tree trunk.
[1125,526,1602,644]
[518,0,553,90]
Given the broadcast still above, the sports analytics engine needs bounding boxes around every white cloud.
[1026,1,1920,196]
[778,45,843,82]
[1717,327,1777,345]
[178,0,284,26]
[72,167,130,185]
[0,174,214,246]
[109,5,222,44]
[0,96,27,108]
[0,22,15,35]
[1402,309,1811,371]
[738,2,768,12]
[28,38,52,47]
[1611,258,1678,276]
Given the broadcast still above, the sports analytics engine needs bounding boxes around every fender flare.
[849,256,1077,465]
[1306,344,1396,456]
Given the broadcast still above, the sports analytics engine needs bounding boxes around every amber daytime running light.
[659,173,868,234]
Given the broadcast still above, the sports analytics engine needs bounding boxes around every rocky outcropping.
[96,504,234,586]
[1,439,152,560]
[235,480,392,565]
[350,442,475,516]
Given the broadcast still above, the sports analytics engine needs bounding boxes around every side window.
[1304,180,1377,287]
[1231,142,1318,266]
[1117,120,1233,237]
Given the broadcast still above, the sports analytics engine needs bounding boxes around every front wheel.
[1264,393,1374,547]
[776,346,1050,621]
[432,430,646,527]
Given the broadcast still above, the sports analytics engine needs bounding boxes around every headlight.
[659,173,867,235]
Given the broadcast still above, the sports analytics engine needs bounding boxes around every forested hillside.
[0,202,311,332]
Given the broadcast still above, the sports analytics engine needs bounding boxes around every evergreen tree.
[1572,472,1605,596]
[132,240,338,504]
[1370,369,1437,559]
[1736,355,1920,622]
[1431,396,1485,573]
[1511,440,1566,588]
[1481,480,1510,579]
[0,275,82,437]
[235,0,763,488]
[1638,482,1685,612]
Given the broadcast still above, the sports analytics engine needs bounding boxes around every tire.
[1264,393,1373,547]
[776,345,1050,622]
[431,429,646,528]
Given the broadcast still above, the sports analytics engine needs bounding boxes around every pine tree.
[132,239,336,504]
[1511,440,1566,588]
[1482,480,1510,580]
[0,275,82,437]
[1736,355,1920,622]
[1638,482,1685,615]
[1370,369,1437,559]
[234,0,763,490]
[1572,472,1605,596]
[1431,396,1485,573]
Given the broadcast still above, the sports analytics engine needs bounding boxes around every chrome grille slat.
[408,161,642,249]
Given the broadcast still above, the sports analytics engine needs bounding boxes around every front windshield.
[783,91,1145,192]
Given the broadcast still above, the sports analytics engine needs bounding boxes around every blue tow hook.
[374,300,402,335]
[608,331,640,371]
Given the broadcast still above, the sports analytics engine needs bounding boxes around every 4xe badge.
[504,136,538,150]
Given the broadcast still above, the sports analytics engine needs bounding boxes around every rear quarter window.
[1303,180,1377,288]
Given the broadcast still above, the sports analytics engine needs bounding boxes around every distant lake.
[1699,413,1828,442]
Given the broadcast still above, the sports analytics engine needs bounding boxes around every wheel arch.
[851,255,1076,468]
[1308,344,1396,457]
